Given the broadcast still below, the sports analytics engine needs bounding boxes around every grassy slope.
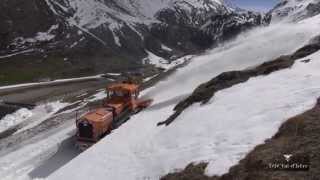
[0,52,137,86]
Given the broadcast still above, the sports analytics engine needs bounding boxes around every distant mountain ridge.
[0,0,265,85]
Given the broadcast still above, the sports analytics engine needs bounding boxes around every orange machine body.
[76,82,152,148]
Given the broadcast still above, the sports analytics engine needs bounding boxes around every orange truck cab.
[76,82,152,149]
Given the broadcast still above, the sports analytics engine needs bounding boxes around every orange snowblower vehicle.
[76,81,152,150]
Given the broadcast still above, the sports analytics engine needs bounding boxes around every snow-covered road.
[48,15,320,180]
[0,83,114,180]
[0,124,75,180]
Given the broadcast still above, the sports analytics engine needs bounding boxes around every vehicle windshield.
[108,90,129,98]
[114,91,125,97]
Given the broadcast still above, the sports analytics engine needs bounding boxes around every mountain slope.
[0,0,264,85]
[162,44,320,180]
[47,13,320,180]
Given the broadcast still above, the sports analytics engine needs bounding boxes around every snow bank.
[0,109,33,133]
[0,101,68,134]
[14,102,69,134]
[49,16,320,180]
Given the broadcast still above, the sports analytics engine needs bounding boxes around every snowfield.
[48,15,320,180]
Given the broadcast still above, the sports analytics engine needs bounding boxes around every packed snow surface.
[0,125,74,180]
[49,15,320,180]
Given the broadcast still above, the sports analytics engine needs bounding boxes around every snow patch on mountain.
[12,25,58,46]
[109,23,123,47]
[161,44,173,52]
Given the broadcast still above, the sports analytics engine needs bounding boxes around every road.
[0,78,111,104]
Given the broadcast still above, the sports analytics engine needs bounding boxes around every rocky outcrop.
[154,3,265,49]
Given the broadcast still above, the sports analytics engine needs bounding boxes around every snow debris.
[15,101,69,134]
[0,101,68,135]
[0,109,33,133]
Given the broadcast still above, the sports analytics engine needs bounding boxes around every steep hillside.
[0,0,264,85]
[47,13,320,180]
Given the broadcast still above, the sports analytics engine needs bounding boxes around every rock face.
[0,0,265,85]
[269,0,320,23]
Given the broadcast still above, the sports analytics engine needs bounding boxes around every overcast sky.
[230,0,279,12]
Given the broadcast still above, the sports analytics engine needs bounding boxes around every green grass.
[0,53,140,86]
[0,56,73,85]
